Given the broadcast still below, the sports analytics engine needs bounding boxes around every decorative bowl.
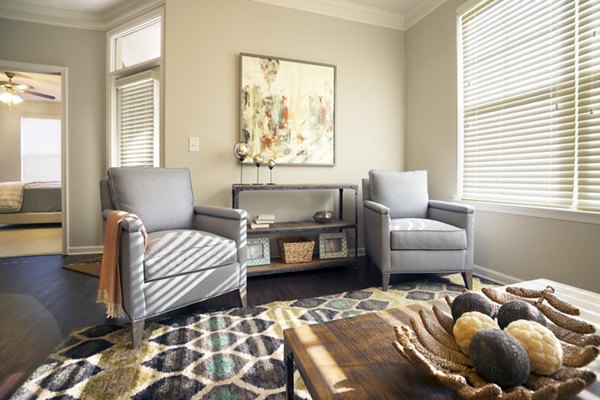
[393,286,600,399]
[313,210,334,223]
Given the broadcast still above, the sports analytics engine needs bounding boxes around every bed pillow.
[368,170,429,219]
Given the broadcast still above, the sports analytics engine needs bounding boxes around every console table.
[232,183,358,276]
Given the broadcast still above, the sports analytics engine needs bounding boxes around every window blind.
[21,117,61,182]
[459,0,600,212]
[116,72,159,167]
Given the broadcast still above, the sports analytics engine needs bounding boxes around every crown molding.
[252,0,405,31]
[0,0,164,31]
[405,0,447,29]
[0,1,105,30]
[102,0,164,30]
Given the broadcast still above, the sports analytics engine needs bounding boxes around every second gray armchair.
[100,167,248,348]
[363,170,474,291]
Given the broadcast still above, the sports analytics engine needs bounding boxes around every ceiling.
[0,0,445,31]
[0,71,61,102]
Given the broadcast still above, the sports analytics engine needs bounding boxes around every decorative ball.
[453,311,499,354]
[253,154,264,166]
[268,159,276,169]
[497,300,546,330]
[451,292,494,321]
[233,142,249,161]
[505,320,563,375]
[469,329,530,390]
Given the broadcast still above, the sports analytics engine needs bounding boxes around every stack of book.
[250,214,276,229]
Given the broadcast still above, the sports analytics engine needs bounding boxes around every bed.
[0,181,62,225]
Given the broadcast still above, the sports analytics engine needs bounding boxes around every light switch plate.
[189,137,200,152]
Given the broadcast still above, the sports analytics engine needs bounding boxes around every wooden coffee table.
[283,279,600,399]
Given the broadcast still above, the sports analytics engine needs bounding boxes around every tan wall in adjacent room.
[0,101,61,182]
[0,18,105,252]
[164,0,406,247]
[405,0,600,292]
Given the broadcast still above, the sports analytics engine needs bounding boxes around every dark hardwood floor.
[0,254,390,399]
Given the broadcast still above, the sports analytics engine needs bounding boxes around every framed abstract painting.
[240,53,336,166]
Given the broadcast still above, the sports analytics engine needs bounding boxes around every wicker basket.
[278,237,315,263]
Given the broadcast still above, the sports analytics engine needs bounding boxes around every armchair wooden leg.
[462,272,473,290]
[238,286,247,308]
[131,320,145,349]
[382,273,391,292]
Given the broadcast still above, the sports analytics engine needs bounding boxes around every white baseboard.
[68,245,102,255]
[473,264,522,286]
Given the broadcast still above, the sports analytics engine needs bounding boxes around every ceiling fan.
[0,72,56,108]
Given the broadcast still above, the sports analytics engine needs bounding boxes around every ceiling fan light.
[0,92,12,103]
[12,94,23,104]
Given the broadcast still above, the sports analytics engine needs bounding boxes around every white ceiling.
[344,0,423,14]
[0,71,61,102]
[0,0,445,31]
[0,0,126,14]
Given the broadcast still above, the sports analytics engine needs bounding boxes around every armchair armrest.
[363,200,391,273]
[194,205,247,221]
[427,200,474,230]
[428,199,475,271]
[193,206,248,289]
[364,200,390,215]
[428,200,474,214]
[102,209,145,233]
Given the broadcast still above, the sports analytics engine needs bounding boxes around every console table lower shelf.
[247,256,355,276]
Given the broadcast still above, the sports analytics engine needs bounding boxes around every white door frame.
[0,59,69,254]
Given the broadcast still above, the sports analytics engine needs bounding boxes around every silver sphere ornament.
[268,159,276,169]
[253,154,264,166]
[233,142,250,161]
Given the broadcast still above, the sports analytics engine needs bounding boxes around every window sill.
[455,200,600,226]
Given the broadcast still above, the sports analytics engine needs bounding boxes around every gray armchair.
[363,170,474,291]
[99,167,248,348]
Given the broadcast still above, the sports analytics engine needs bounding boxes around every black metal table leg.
[284,341,294,399]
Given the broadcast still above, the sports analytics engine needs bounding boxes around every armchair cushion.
[369,170,429,219]
[107,167,194,233]
[144,230,237,281]
[390,218,466,250]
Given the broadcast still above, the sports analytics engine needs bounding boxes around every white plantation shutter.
[21,117,61,182]
[116,70,159,167]
[459,0,600,212]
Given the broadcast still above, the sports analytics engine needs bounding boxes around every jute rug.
[13,274,498,400]
[63,257,101,278]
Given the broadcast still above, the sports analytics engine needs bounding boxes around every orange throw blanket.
[97,210,147,318]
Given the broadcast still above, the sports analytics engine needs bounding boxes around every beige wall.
[0,18,105,252]
[0,101,61,182]
[405,0,600,292]
[165,0,405,243]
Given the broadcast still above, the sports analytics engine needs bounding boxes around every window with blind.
[21,116,61,182]
[116,71,159,167]
[108,8,162,168]
[458,0,600,212]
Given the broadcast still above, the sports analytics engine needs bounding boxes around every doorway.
[0,61,67,257]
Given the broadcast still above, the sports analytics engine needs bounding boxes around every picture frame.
[247,237,271,266]
[240,53,336,166]
[318,232,348,259]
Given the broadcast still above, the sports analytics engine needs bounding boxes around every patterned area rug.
[13,274,498,400]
